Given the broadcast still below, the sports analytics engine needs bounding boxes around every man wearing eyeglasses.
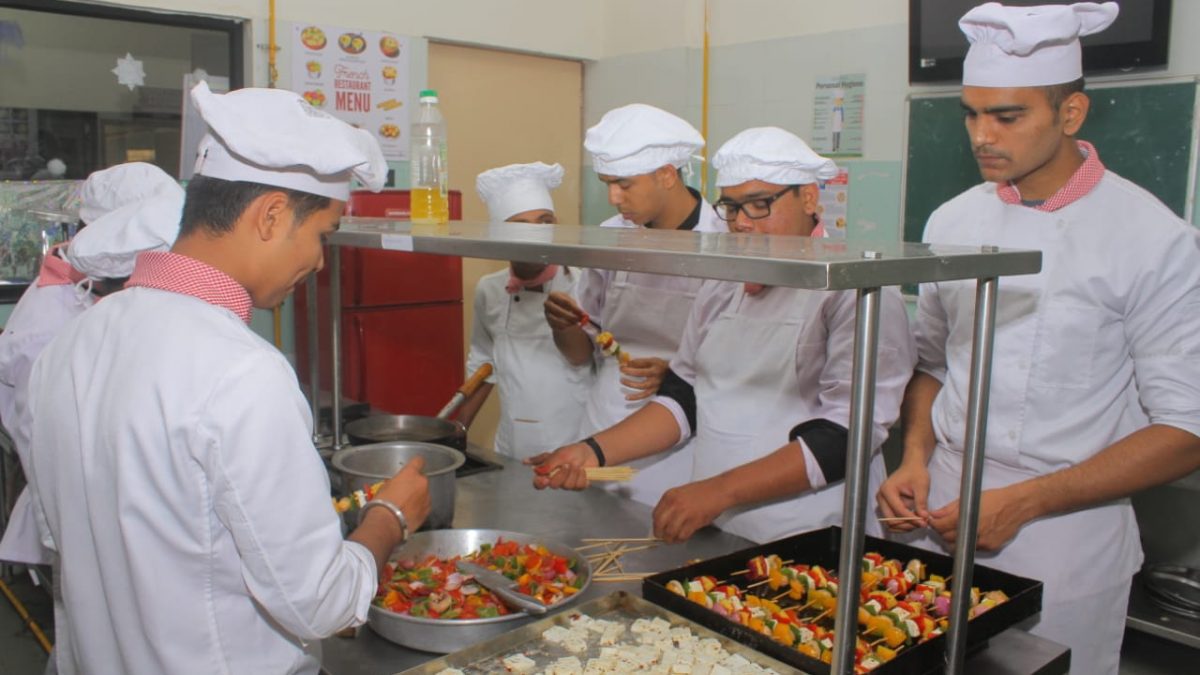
[532,127,915,544]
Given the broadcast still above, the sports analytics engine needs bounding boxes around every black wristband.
[582,437,606,467]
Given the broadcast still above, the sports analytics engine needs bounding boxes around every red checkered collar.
[127,251,254,324]
[997,140,1105,212]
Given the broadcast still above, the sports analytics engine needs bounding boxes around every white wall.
[598,0,703,56]
[708,0,907,46]
[95,0,606,62]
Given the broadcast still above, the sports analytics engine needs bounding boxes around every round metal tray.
[1143,564,1200,619]
[367,528,592,653]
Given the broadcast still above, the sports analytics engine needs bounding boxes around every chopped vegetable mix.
[373,539,583,620]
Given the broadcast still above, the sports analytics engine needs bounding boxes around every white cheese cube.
[562,637,588,654]
[502,653,537,673]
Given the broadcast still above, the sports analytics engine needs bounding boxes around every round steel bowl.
[345,414,467,451]
[367,529,592,653]
[331,441,464,530]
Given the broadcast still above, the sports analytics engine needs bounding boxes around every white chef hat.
[713,127,838,187]
[475,162,564,222]
[960,2,1119,88]
[68,166,185,279]
[189,81,387,201]
[77,161,179,225]
[584,104,704,177]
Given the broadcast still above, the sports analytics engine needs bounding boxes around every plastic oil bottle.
[410,89,449,224]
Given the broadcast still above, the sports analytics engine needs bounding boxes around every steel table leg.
[830,286,882,674]
[330,245,344,452]
[306,274,322,446]
[945,276,999,674]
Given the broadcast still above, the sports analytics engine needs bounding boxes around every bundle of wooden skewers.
[577,537,662,582]
[535,465,638,482]
[583,466,636,482]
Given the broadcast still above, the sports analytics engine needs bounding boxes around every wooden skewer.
[593,549,623,576]
[574,541,615,551]
[605,543,657,556]
[806,608,832,623]
[789,598,820,613]
[594,573,654,582]
[771,588,801,602]
[877,516,928,523]
[579,537,661,543]
[732,559,796,588]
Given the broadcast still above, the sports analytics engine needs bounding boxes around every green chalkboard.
[904,80,1197,243]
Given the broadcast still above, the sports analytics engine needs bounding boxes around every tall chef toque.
[476,162,564,222]
[960,2,1119,88]
[189,80,387,201]
[713,127,838,187]
[585,104,704,177]
[68,163,185,279]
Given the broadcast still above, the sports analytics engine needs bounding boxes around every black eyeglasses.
[713,185,799,222]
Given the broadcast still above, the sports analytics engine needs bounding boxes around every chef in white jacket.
[454,162,591,459]
[534,128,915,544]
[876,5,1200,674]
[543,104,727,506]
[0,162,183,567]
[24,82,431,675]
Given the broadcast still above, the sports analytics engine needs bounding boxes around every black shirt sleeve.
[657,368,697,436]
[788,419,849,484]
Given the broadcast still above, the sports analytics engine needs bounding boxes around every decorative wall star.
[112,52,145,90]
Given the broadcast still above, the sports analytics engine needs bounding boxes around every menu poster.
[817,168,850,238]
[291,24,410,161]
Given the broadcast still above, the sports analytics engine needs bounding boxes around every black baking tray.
[643,527,1043,675]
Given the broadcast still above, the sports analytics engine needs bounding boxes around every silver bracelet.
[359,498,409,544]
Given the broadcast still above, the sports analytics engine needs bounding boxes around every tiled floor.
[0,571,1194,674]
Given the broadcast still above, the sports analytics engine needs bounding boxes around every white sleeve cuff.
[342,540,378,625]
[653,396,692,441]
[796,437,828,490]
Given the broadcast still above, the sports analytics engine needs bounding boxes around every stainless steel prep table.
[320,219,1045,673]
[319,450,1069,675]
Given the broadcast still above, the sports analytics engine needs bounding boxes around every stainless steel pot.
[367,529,592,653]
[344,415,466,450]
[331,441,464,529]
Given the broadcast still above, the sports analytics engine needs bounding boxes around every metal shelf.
[331,219,1042,291]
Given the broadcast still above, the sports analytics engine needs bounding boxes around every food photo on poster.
[291,22,410,161]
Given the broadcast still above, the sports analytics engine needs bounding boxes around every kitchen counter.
[321,450,1069,675]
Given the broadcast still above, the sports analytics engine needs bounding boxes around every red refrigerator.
[294,190,465,416]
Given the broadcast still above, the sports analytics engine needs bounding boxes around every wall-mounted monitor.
[910,0,1172,84]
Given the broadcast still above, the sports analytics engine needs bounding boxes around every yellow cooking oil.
[411,186,449,224]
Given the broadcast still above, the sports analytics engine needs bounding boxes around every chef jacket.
[0,249,92,466]
[910,142,1200,602]
[653,279,915,541]
[574,189,727,505]
[466,266,592,459]
[0,249,92,566]
[26,251,376,675]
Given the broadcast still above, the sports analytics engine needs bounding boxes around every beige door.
[428,42,583,449]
